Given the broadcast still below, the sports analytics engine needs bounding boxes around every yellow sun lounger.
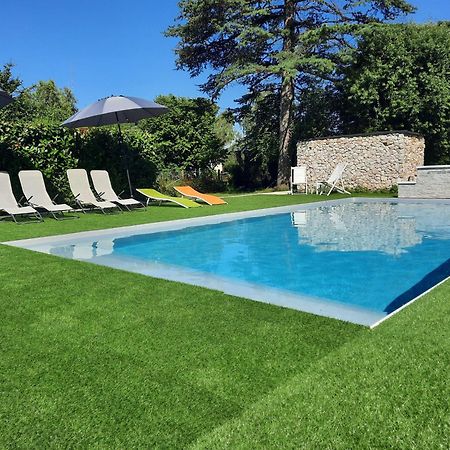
[136,188,202,208]
[174,186,227,205]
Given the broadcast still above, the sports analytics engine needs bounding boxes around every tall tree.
[139,94,230,172]
[338,22,450,164]
[0,64,76,123]
[167,0,414,185]
[22,80,77,124]
[0,63,29,122]
[0,62,22,94]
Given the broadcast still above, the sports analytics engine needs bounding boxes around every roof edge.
[298,130,424,143]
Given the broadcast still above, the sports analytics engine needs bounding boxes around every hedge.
[0,121,158,203]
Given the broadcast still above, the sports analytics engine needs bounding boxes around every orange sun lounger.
[174,186,227,205]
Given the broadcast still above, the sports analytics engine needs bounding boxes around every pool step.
[398,165,450,199]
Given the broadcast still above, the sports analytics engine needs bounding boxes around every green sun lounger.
[136,188,202,208]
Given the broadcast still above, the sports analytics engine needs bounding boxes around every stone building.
[296,131,425,191]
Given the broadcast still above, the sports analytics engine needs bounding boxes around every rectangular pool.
[7,198,450,327]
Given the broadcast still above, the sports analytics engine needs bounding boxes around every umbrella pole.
[116,120,133,198]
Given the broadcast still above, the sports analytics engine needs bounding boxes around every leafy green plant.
[140,95,230,173]
[338,22,450,164]
[0,122,158,202]
[155,168,183,195]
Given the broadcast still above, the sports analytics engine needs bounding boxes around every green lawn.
[0,194,448,449]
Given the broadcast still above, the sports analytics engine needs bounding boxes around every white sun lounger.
[316,163,351,196]
[18,170,74,219]
[67,169,119,214]
[90,170,144,210]
[0,171,42,224]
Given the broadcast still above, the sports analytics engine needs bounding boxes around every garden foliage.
[0,121,157,202]
[339,22,450,165]
[139,94,232,173]
[0,65,232,199]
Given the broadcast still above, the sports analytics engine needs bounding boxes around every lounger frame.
[67,169,120,214]
[136,189,200,209]
[90,170,145,211]
[317,163,351,196]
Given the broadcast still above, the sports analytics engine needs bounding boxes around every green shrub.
[155,168,183,195]
[0,121,78,200]
[0,121,158,203]
[189,170,228,193]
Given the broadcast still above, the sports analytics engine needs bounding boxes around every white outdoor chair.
[67,169,119,214]
[19,170,74,220]
[90,170,144,210]
[290,166,308,194]
[0,171,42,224]
[316,163,351,196]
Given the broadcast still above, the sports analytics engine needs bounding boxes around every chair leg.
[77,201,86,214]
[327,182,337,196]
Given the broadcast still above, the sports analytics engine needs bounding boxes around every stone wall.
[297,131,425,191]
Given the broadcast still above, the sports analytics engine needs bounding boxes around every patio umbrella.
[0,89,13,109]
[62,95,169,196]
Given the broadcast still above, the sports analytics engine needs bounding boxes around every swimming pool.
[7,198,450,326]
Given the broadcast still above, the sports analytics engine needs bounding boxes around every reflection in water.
[292,203,423,255]
[50,239,115,260]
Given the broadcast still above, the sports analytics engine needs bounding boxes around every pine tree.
[167,0,413,185]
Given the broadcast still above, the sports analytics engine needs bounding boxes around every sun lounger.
[136,188,202,208]
[19,170,74,219]
[0,171,42,224]
[316,163,351,196]
[67,169,119,213]
[174,186,227,205]
[90,170,144,210]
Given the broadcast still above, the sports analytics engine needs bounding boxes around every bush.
[155,168,183,195]
[189,170,228,193]
[0,121,78,200]
[0,121,158,203]
[139,95,230,172]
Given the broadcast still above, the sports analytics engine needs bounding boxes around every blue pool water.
[12,200,450,326]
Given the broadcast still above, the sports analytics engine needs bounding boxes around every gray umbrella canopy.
[0,89,13,109]
[62,95,169,197]
[62,95,168,128]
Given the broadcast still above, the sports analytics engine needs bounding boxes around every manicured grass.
[193,282,450,449]
[0,193,448,448]
[0,244,362,448]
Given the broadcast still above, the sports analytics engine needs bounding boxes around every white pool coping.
[5,196,450,328]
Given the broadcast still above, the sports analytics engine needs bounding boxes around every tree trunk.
[277,0,296,187]
[277,77,295,186]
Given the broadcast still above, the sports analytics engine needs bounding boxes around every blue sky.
[0,0,448,111]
